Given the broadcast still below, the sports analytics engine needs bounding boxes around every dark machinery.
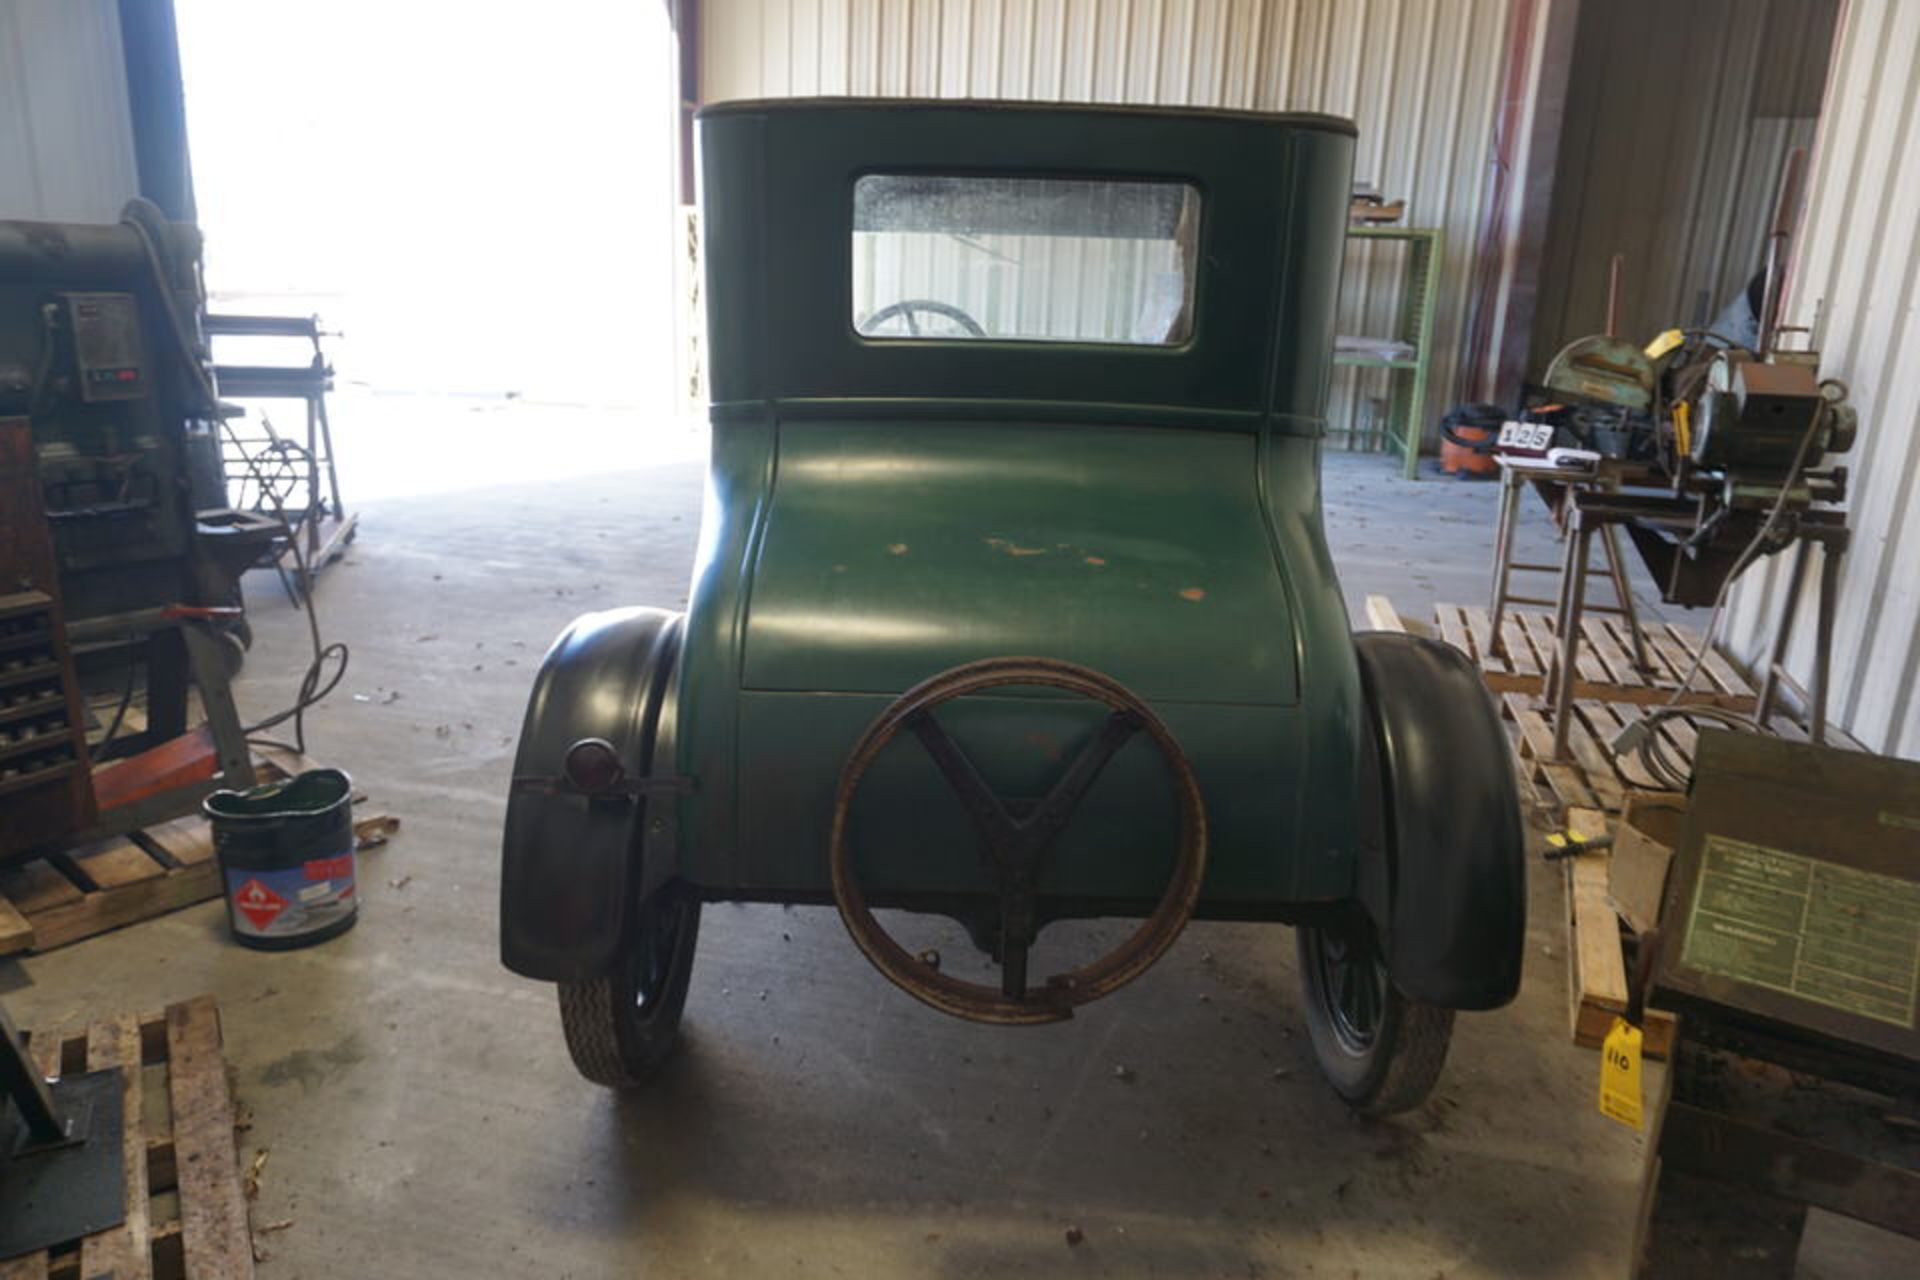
[0,998,126,1258]
[1502,151,1858,762]
[1632,732,1919,1275]
[1613,340,1855,609]
[0,204,268,863]
[500,100,1527,1115]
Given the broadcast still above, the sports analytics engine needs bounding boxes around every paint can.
[203,768,358,950]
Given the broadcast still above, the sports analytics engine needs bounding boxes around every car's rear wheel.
[557,888,701,1087]
[1298,914,1453,1116]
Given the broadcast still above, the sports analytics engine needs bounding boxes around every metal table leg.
[1811,537,1844,746]
[1754,540,1811,737]
[1549,515,1594,762]
[0,1003,63,1148]
[1488,465,1523,656]
[1598,522,1654,674]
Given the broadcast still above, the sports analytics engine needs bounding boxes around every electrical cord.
[95,636,141,755]
[1608,382,1835,788]
[121,200,350,756]
[224,418,348,754]
[1614,705,1756,791]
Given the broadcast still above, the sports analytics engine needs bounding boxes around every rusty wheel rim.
[828,656,1208,1025]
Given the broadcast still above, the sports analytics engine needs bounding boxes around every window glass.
[852,175,1200,345]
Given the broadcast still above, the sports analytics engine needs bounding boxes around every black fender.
[500,607,682,981]
[1353,631,1526,1010]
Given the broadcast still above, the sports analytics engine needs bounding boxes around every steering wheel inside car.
[859,299,989,338]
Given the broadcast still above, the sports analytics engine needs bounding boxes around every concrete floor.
[8,449,1673,1278]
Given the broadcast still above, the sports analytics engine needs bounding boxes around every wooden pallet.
[1503,688,1865,817]
[1364,596,1544,810]
[1431,601,1757,711]
[0,753,397,958]
[1503,693,1705,815]
[1,995,252,1280]
[1561,808,1676,1061]
[1367,598,1874,1062]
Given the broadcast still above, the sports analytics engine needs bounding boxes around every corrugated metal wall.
[1722,0,1920,761]
[1528,0,1836,372]
[699,0,1513,447]
[0,0,141,221]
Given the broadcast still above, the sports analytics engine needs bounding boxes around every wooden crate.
[1431,602,1756,711]
[0,752,397,958]
[0,995,253,1280]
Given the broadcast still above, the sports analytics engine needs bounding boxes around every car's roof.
[696,96,1358,138]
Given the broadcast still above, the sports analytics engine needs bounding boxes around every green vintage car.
[502,100,1525,1115]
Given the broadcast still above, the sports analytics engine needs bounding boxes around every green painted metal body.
[673,100,1362,919]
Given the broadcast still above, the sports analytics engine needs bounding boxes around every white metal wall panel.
[1722,0,1920,760]
[700,0,1513,443]
[0,0,140,222]
[1528,0,1835,371]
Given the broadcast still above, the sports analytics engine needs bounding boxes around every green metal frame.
[1333,226,1442,479]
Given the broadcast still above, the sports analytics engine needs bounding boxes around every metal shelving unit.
[1333,226,1442,479]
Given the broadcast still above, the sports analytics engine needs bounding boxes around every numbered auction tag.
[1598,1016,1644,1130]
[1496,420,1556,453]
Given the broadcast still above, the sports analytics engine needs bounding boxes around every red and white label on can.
[223,845,357,939]
[232,877,289,932]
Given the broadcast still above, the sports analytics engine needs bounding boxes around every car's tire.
[1298,916,1453,1116]
[557,889,701,1087]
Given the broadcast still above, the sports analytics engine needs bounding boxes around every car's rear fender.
[1353,631,1527,1010]
[500,608,682,982]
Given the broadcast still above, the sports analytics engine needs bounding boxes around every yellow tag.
[1644,328,1685,360]
[1672,399,1692,458]
[1598,1016,1644,1130]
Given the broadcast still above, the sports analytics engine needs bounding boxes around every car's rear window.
[852,174,1200,346]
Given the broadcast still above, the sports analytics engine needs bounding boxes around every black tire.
[1298,916,1453,1116]
[557,890,701,1087]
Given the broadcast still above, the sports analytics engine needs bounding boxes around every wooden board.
[1561,807,1676,1061]
[2,995,254,1280]
[1608,791,1687,935]
[1504,692,1599,812]
[1364,594,1405,632]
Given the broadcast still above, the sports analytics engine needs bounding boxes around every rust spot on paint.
[831,563,847,573]
[1178,587,1207,602]
[887,543,909,556]
[1084,555,1108,567]
[1023,730,1064,761]
[984,537,1048,557]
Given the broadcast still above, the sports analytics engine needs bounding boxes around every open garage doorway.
[173,0,690,502]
